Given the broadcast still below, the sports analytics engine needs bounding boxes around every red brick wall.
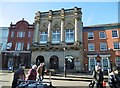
[83,27,120,70]
[7,20,34,50]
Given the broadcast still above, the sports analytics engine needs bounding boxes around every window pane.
[52,30,60,43]
[89,57,95,71]
[11,31,14,37]
[17,31,25,37]
[88,32,94,40]
[27,43,30,50]
[116,57,120,66]
[15,42,24,50]
[28,31,31,37]
[88,43,95,51]
[112,30,118,38]
[65,29,74,43]
[100,42,107,51]
[102,57,108,71]
[99,32,106,39]
[40,31,47,43]
[113,42,119,49]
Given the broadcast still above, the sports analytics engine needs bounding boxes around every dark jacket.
[108,72,120,88]
[12,68,25,88]
[93,70,104,83]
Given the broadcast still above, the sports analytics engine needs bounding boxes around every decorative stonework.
[34,11,40,23]
[60,8,65,20]
[40,23,47,31]
[48,10,52,21]
[33,7,83,71]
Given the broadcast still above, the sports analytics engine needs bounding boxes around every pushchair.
[16,79,53,88]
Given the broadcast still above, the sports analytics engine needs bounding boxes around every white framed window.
[27,43,30,50]
[11,31,14,37]
[40,31,47,44]
[102,57,108,71]
[112,30,119,38]
[52,30,60,44]
[100,42,107,51]
[65,29,74,43]
[113,42,120,50]
[17,31,25,37]
[15,42,24,50]
[116,56,120,66]
[28,31,31,38]
[88,32,94,40]
[99,31,106,39]
[88,43,95,51]
[89,57,96,71]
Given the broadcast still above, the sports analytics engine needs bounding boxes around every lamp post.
[63,47,66,77]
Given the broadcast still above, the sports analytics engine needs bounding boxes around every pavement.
[0,69,109,88]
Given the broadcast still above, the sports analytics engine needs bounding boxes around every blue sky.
[0,2,118,27]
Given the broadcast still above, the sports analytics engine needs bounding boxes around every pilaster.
[34,11,40,44]
[47,10,52,45]
[60,8,65,45]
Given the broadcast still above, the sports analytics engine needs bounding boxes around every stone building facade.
[31,7,83,72]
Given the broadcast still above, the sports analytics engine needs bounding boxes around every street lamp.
[63,47,66,77]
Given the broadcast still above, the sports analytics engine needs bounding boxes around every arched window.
[50,55,59,69]
[36,55,45,66]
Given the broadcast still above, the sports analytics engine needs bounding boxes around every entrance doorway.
[36,55,45,66]
[50,55,59,69]
[65,55,74,69]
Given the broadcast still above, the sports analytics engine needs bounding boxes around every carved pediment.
[40,23,47,31]
[65,22,74,29]
[52,22,60,30]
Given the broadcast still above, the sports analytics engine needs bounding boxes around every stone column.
[47,20,52,44]
[60,8,65,45]
[74,18,80,43]
[74,7,82,45]
[61,19,65,44]
[34,11,40,43]
[47,10,52,44]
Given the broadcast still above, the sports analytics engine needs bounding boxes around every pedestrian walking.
[12,64,25,88]
[36,62,45,81]
[26,64,37,81]
[8,58,14,72]
[108,67,120,88]
[92,66,104,88]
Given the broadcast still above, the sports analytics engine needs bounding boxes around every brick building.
[83,23,120,74]
[2,18,34,68]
